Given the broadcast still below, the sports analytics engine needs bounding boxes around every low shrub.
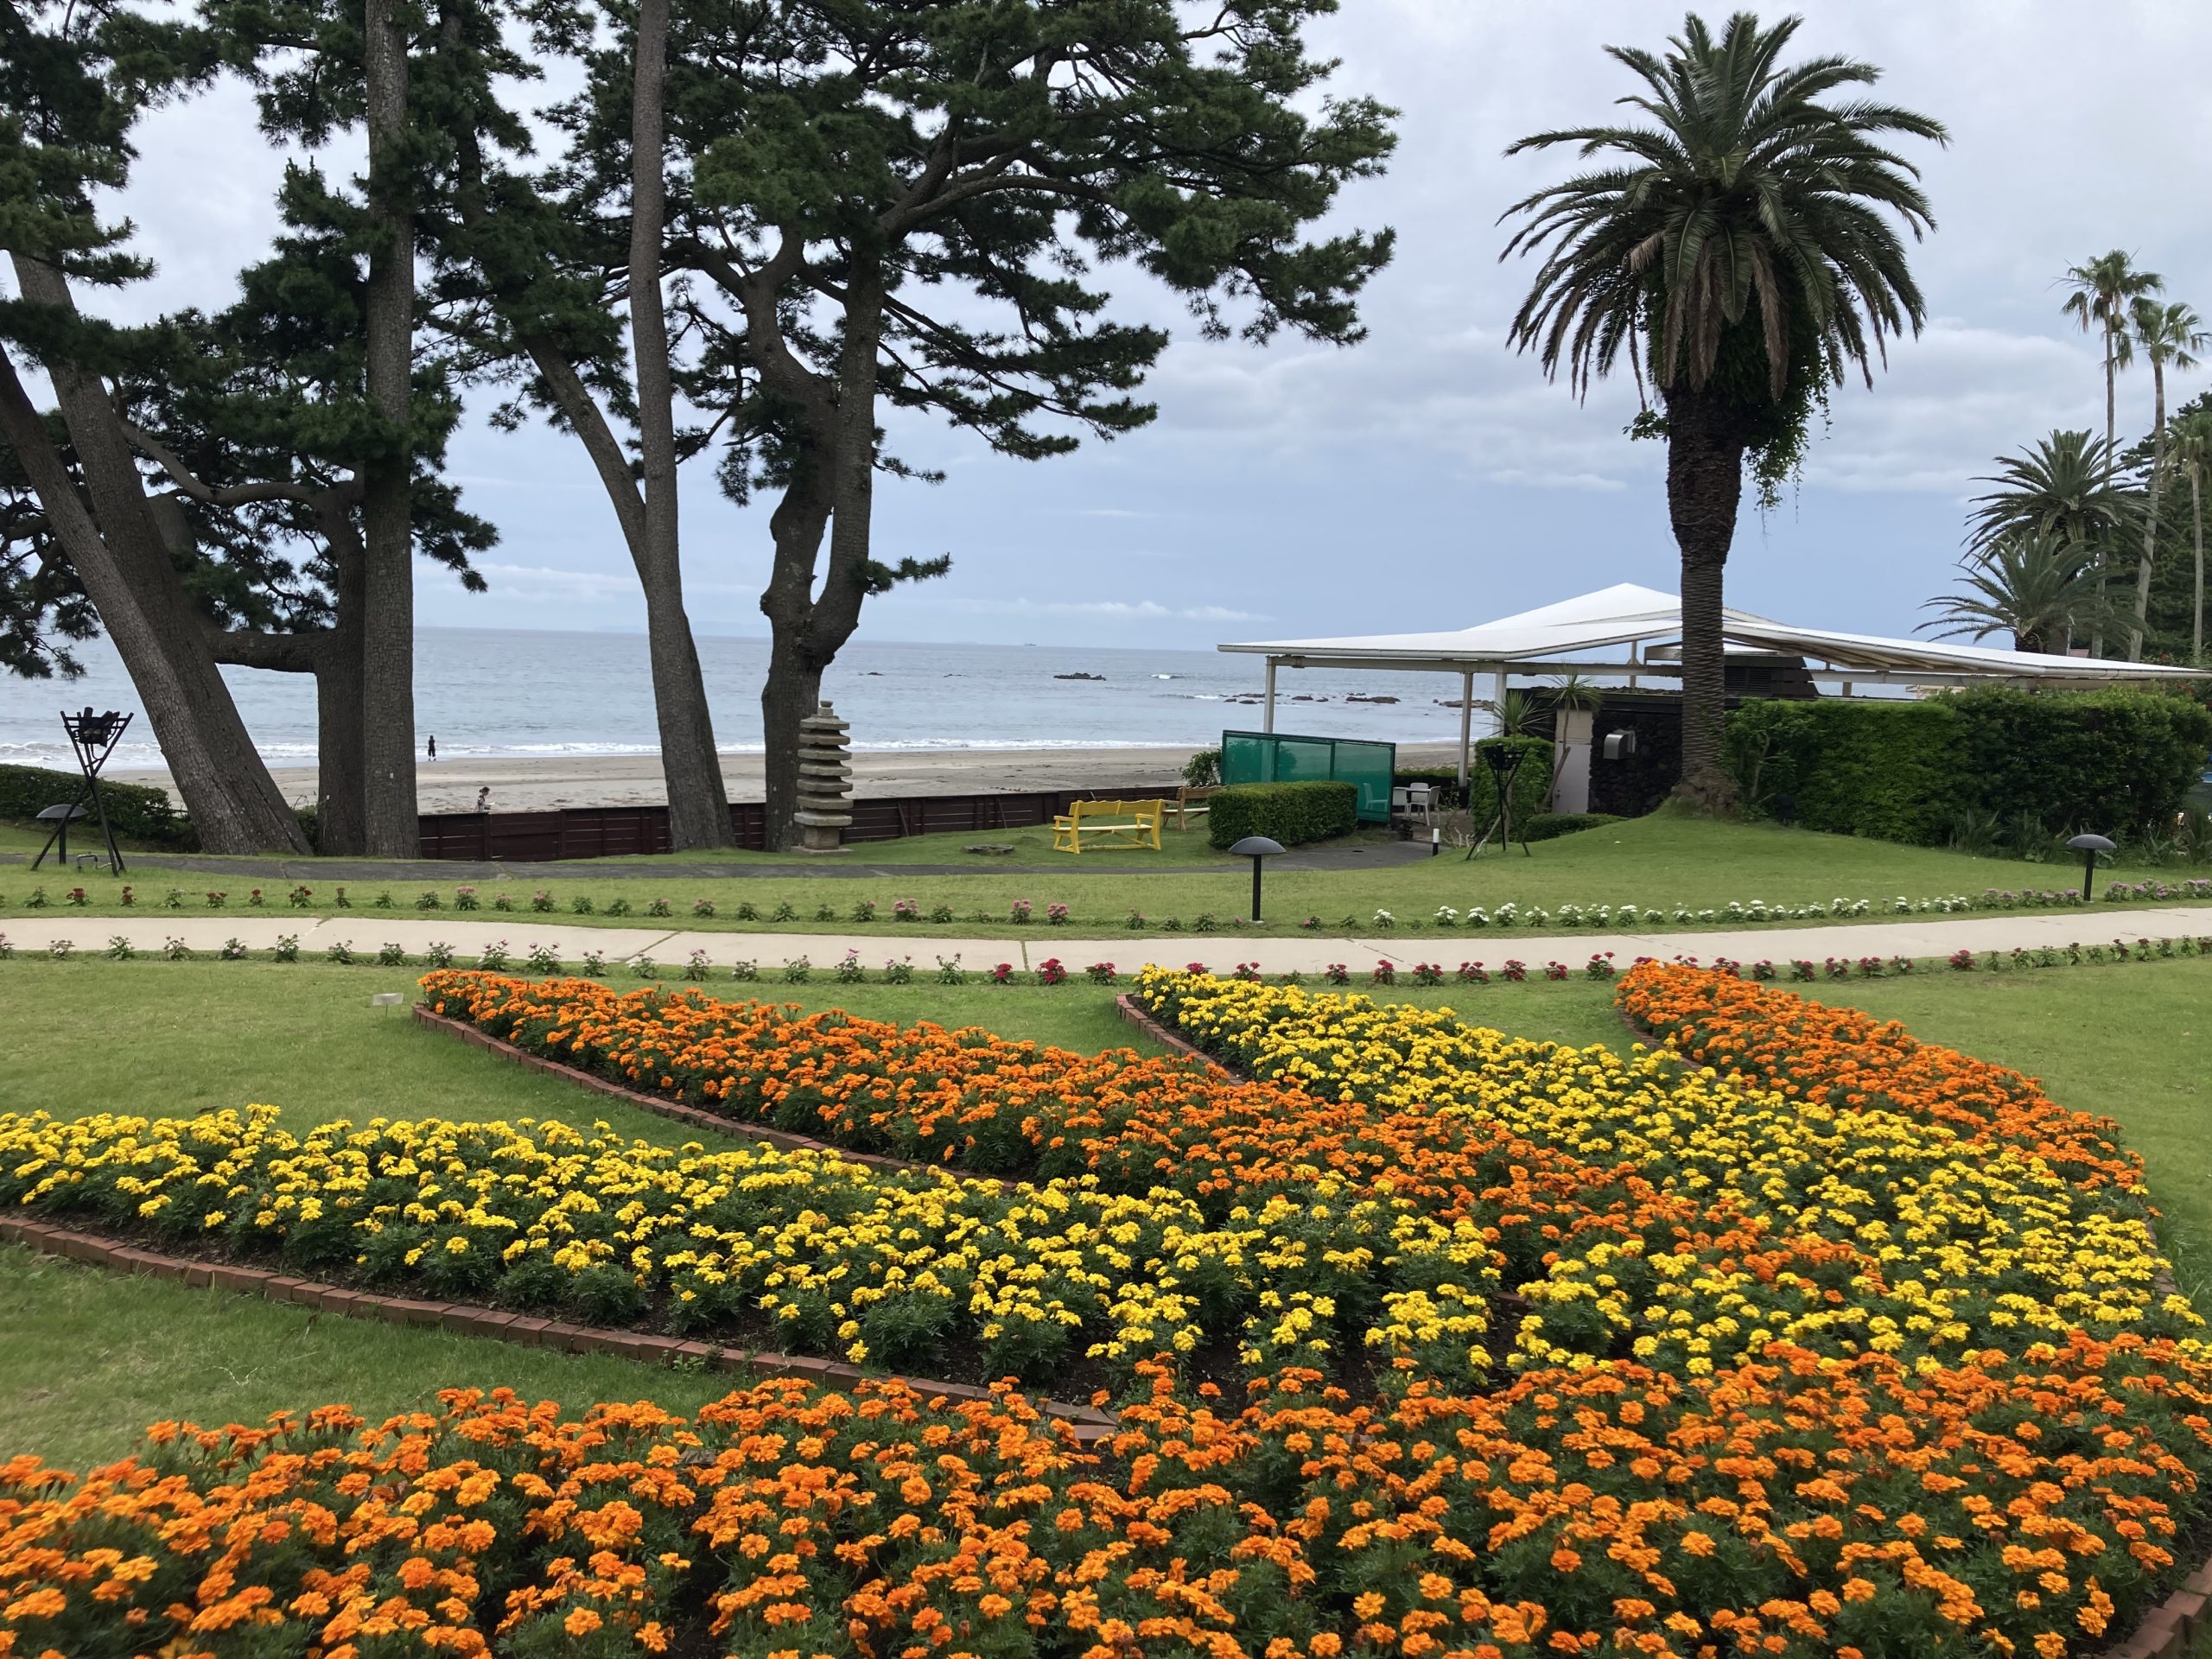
[1521,810,1623,841]
[1461,735,1553,833]
[0,763,194,849]
[1205,779,1357,849]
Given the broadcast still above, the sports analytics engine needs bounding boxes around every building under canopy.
[1218,582,2211,789]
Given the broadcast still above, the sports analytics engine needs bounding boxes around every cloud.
[84,0,2212,652]
[468,562,639,601]
[935,596,1269,623]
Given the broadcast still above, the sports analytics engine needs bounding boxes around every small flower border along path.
[7,901,2212,976]
[0,1210,1120,1441]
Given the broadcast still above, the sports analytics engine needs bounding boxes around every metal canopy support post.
[1457,669,1474,786]
[1263,658,1277,734]
[1492,669,1508,735]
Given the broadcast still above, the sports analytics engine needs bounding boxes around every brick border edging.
[2103,1568,2212,1659]
[1112,991,1230,1069]
[0,1211,1117,1441]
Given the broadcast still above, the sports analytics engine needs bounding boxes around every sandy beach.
[115,741,1476,814]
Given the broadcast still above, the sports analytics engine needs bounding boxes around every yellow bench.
[1052,797,1165,854]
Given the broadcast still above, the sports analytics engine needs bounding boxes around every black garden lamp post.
[33,707,133,876]
[2067,833,2116,902]
[1229,835,1285,923]
[1463,741,1533,860]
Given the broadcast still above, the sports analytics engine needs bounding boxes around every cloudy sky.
[94,1,2212,651]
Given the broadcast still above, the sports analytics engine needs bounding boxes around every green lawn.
[6,813,2206,939]
[3,953,2208,1469]
[0,1244,749,1472]
[0,960,1175,1134]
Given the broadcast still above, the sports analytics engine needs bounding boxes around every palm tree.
[2167,409,2212,664]
[2060,251,2161,652]
[1967,429,2134,571]
[1920,530,2111,655]
[2125,298,2206,658]
[2062,252,2161,467]
[1500,11,1944,807]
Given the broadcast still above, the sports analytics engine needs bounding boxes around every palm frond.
[1499,9,1946,407]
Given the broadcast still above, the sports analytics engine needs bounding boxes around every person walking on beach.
[427,734,437,760]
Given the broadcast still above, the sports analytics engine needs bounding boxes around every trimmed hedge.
[1463,735,1554,834]
[1207,779,1358,849]
[1726,689,2212,844]
[0,763,194,849]
[1522,810,1624,842]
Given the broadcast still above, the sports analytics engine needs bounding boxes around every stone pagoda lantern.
[794,701,854,854]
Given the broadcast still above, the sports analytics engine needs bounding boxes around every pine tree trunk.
[760,635,824,849]
[758,477,835,851]
[0,284,308,854]
[756,267,885,852]
[312,496,368,855]
[360,0,420,857]
[313,642,367,855]
[1662,385,1745,810]
[628,0,732,849]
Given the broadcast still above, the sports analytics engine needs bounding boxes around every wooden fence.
[414,785,1157,862]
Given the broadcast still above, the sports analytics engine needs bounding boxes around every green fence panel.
[1218,730,1397,823]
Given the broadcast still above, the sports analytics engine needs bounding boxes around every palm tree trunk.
[2128,360,2167,661]
[627,0,733,849]
[1662,385,1745,810]
[2093,322,2116,658]
[360,0,419,857]
[2195,469,2205,666]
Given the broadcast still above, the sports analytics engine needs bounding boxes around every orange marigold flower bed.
[4,1343,2209,1659]
[416,969,1635,1230]
[1615,958,2141,1192]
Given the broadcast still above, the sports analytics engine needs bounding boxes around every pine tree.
[0,0,309,851]
[543,0,1396,847]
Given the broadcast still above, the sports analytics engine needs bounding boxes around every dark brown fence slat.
[413,784,1156,862]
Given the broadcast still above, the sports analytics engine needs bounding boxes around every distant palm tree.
[2060,251,2162,652]
[2125,298,2207,658]
[1967,429,2134,576]
[2167,410,2212,664]
[1500,11,1943,807]
[1921,530,2111,655]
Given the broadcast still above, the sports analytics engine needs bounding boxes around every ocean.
[0,628,1497,771]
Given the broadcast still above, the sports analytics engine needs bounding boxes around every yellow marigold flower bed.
[1135,964,2199,1374]
[0,1106,1510,1385]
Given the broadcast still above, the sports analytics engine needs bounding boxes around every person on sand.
[476,786,491,813]
[427,734,437,760]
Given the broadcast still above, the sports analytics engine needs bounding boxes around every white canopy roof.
[1220,582,2209,689]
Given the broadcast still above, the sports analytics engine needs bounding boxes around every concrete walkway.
[9,905,2209,974]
